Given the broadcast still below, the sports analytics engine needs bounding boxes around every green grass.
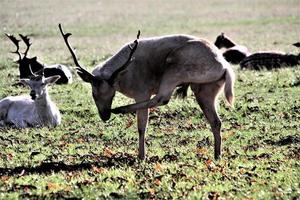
[0,0,300,199]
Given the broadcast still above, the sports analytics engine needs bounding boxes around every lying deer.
[240,43,300,70]
[0,68,61,128]
[59,24,235,160]
[5,33,72,84]
[214,33,249,64]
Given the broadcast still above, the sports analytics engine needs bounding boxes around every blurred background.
[1,0,299,68]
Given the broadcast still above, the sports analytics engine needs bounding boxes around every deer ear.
[19,79,30,86]
[45,75,61,85]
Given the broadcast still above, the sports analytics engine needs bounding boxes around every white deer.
[0,68,61,128]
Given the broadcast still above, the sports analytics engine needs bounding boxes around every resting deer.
[214,33,249,64]
[240,42,300,70]
[59,24,235,160]
[5,33,72,84]
[0,68,61,128]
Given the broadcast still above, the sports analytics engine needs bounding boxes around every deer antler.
[28,64,44,79]
[28,64,35,77]
[5,33,22,61]
[19,34,32,57]
[34,67,45,76]
[58,23,96,83]
[108,30,140,85]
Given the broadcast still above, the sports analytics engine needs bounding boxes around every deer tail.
[224,66,235,107]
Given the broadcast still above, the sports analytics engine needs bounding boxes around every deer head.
[214,32,236,49]
[20,65,60,100]
[59,24,140,121]
[6,33,44,78]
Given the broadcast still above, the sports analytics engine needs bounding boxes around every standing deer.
[59,24,235,160]
[5,33,72,84]
[0,68,61,128]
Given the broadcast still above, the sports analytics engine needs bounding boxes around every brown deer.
[6,33,72,84]
[59,24,235,160]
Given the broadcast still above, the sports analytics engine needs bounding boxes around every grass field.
[0,0,300,199]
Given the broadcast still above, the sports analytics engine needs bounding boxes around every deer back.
[92,34,198,79]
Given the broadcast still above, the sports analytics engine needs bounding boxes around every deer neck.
[96,45,132,80]
[35,91,50,106]
[34,90,54,122]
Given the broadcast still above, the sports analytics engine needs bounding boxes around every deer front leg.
[191,83,223,159]
[137,108,149,160]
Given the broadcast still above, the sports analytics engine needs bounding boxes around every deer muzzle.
[99,109,111,122]
[30,90,36,100]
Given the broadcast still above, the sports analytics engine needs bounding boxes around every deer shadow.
[0,153,136,176]
[0,152,179,176]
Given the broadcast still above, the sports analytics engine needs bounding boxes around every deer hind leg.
[191,79,225,159]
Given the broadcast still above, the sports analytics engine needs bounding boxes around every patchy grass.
[0,0,300,199]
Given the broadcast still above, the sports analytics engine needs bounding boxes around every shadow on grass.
[0,152,179,176]
[0,153,137,176]
[264,135,300,146]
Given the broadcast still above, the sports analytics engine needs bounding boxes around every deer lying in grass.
[0,68,61,128]
[6,33,72,84]
[214,33,249,64]
[240,42,300,70]
[59,24,235,160]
